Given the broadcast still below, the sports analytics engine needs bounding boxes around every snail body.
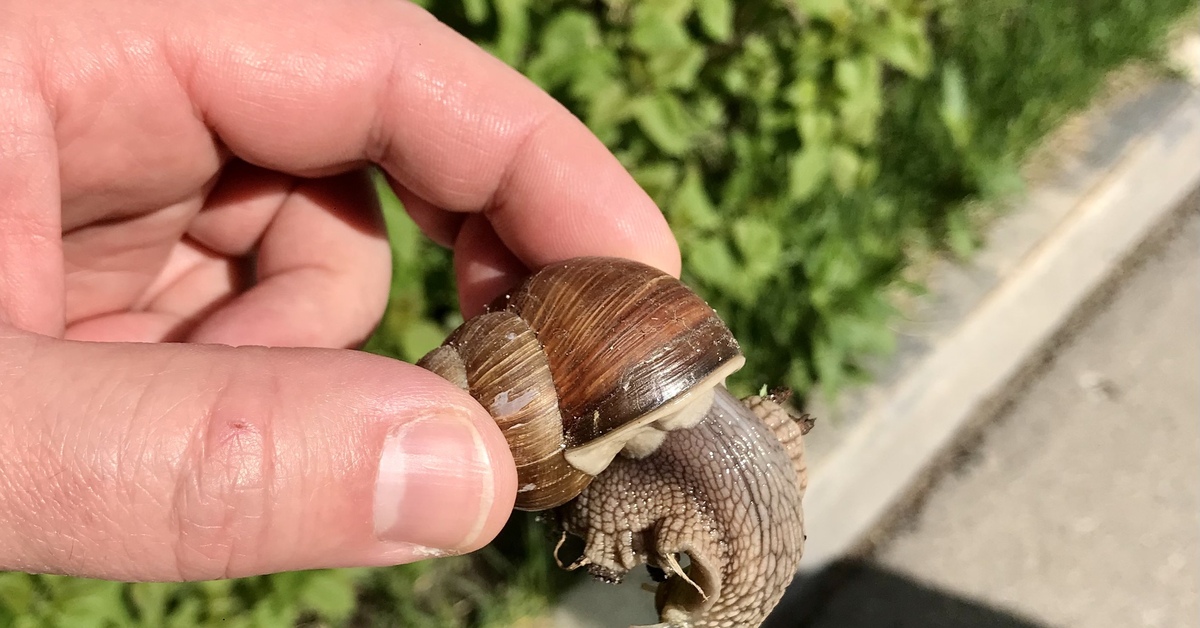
[558,388,810,628]
[417,257,808,626]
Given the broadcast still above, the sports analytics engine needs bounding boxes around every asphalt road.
[800,197,1199,628]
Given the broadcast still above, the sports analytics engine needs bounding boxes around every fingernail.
[373,414,494,551]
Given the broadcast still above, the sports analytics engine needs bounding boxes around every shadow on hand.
[763,559,1047,628]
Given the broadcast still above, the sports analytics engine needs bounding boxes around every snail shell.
[417,257,744,510]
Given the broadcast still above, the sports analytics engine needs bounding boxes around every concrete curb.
[553,42,1200,628]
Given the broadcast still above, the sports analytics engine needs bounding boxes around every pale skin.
[0,0,680,582]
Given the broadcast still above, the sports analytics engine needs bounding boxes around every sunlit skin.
[0,0,679,582]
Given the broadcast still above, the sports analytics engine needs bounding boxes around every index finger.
[178,0,681,276]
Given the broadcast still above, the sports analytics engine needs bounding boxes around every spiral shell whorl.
[491,257,743,446]
[417,311,592,511]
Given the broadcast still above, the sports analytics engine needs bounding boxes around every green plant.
[0,513,571,628]
[392,0,948,400]
[381,0,1192,401]
[0,569,362,628]
[349,513,577,628]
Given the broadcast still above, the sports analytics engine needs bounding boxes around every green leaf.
[811,333,845,395]
[695,0,734,42]
[731,217,784,281]
[799,0,852,25]
[197,579,237,618]
[249,597,295,628]
[400,319,449,363]
[685,237,742,297]
[975,156,1024,199]
[811,240,862,292]
[786,360,814,397]
[265,572,302,603]
[50,580,129,628]
[718,131,759,209]
[864,14,931,77]
[629,4,691,55]
[525,11,605,91]
[797,110,835,144]
[939,62,972,148]
[582,81,633,144]
[828,144,862,193]
[129,582,173,627]
[649,0,696,22]
[834,55,882,145]
[784,78,820,109]
[0,573,35,615]
[945,208,978,258]
[834,55,872,96]
[462,0,489,24]
[646,42,707,89]
[297,571,357,621]
[491,0,531,66]
[669,165,722,232]
[164,598,204,628]
[631,94,696,156]
[721,61,750,95]
[788,144,830,202]
[830,311,894,355]
[630,161,681,201]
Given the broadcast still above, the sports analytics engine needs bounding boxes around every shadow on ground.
[763,559,1047,628]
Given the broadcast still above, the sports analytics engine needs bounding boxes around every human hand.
[0,0,679,581]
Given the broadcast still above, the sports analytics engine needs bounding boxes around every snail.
[417,256,810,627]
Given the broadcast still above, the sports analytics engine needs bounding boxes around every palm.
[60,150,384,346]
[29,18,395,347]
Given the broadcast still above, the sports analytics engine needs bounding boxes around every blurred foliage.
[0,569,363,628]
[2,0,1192,627]
[0,514,571,628]
[347,513,575,628]
[379,0,1192,400]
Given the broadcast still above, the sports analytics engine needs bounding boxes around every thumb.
[0,328,518,581]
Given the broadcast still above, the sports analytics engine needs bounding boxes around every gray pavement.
[800,199,1200,627]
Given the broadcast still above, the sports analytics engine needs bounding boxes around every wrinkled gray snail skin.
[557,388,810,628]
[417,257,811,627]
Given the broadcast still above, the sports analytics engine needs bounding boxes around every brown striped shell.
[417,257,744,511]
